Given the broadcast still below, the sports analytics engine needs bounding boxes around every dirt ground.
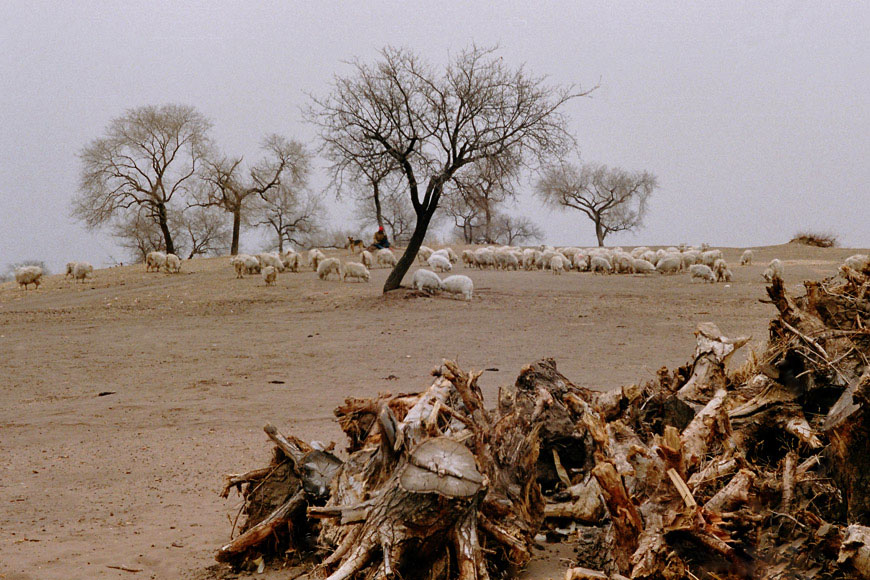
[1,242,865,580]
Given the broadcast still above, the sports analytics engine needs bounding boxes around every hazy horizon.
[2,2,868,273]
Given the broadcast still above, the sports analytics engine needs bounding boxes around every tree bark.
[373,182,384,230]
[230,208,241,255]
[594,216,605,247]
[157,202,175,255]
[383,208,433,292]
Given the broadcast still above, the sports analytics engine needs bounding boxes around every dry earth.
[1,242,865,580]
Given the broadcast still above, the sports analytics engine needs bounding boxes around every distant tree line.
[72,46,657,291]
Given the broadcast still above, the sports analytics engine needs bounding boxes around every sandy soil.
[1,242,865,580]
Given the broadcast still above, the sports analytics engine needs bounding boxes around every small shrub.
[790,231,837,248]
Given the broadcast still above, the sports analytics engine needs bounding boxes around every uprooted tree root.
[215,266,870,579]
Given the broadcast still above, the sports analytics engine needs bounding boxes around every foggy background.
[1,1,867,272]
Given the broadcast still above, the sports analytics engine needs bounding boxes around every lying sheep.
[165,253,182,273]
[417,245,434,264]
[412,268,444,293]
[442,274,474,301]
[308,249,326,270]
[376,248,397,268]
[762,258,784,282]
[15,265,43,289]
[428,254,452,273]
[360,250,373,269]
[317,257,342,281]
[740,250,753,266]
[656,255,682,275]
[689,264,716,283]
[145,251,167,272]
[262,266,277,285]
[550,254,566,275]
[342,261,370,282]
[72,261,93,282]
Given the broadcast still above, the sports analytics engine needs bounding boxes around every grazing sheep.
[631,246,650,259]
[721,267,733,282]
[317,257,342,281]
[740,250,753,266]
[308,249,326,270]
[165,253,182,273]
[434,247,459,264]
[342,261,370,282]
[376,248,397,268]
[631,258,656,274]
[15,265,43,289]
[281,250,301,272]
[680,250,700,269]
[232,257,246,278]
[689,264,716,283]
[550,254,566,275]
[462,250,476,268]
[712,258,730,282]
[417,245,434,264]
[442,274,474,301]
[640,250,658,265]
[612,251,634,274]
[72,261,93,282]
[473,248,495,269]
[498,251,520,271]
[257,252,284,272]
[412,269,444,293]
[360,250,373,269]
[700,250,723,267]
[428,254,452,272]
[64,261,79,278]
[655,255,682,275]
[762,258,784,282]
[844,254,869,271]
[590,255,612,274]
[262,266,278,285]
[145,251,167,272]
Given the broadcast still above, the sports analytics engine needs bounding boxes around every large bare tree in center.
[310,46,584,292]
[536,161,658,246]
[73,104,212,255]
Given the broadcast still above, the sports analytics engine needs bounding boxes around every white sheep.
[612,251,634,274]
[442,274,474,301]
[145,251,166,272]
[550,254,566,275]
[72,261,93,282]
[342,261,370,282]
[700,250,723,267]
[360,250,373,269]
[64,261,79,278]
[498,251,520,271]
[281,250,301,272]
[376,248,397,268]
[655,255,682,275]
[739,250,753,266]
[762,258,784,282]
[721,267,733,282]
[165,253,182,273]
[462,250,476,268]
[412,268,444,293]
[590,255,612,274]
[844,254,869,271]
[417,245,434,264]
[317,257,342,281]
[308,249,326,270]
[473,248,495,269]
[262,266,277,285]
[15,265,43,289]
[434,247,459,264]
[257,252,284,273]
[712,258,730,282]
[689,264,716,283]
[428,254,452,272]
[631,258,656,274]
[231,255,247,278]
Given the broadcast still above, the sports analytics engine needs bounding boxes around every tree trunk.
[594,217,606,247]
[484,203,492,243]
[373,183,384,229]
[230,208,241,255]
[157,203,175,255]
[383,209,434,292]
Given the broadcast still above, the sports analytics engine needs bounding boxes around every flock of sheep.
[9,245,870,301]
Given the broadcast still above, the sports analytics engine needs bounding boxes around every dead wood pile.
[216,268,870,579]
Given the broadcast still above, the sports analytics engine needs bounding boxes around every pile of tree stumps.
[216,268,870,579]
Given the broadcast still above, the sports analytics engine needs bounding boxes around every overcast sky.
[1,1,867,271]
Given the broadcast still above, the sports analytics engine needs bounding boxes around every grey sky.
[1,1,867,271]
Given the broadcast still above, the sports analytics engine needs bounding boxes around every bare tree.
[442,183,484,244]
[447,155,519,243]
[112,207,181,261]
[182,206,231,259]
[354,174,416,244]
[256,186,323,252]
[200,135,308,255]
[536,161,657,246]
[73,104,212,255]
[491,213,544,245]
[310,46,585,292]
